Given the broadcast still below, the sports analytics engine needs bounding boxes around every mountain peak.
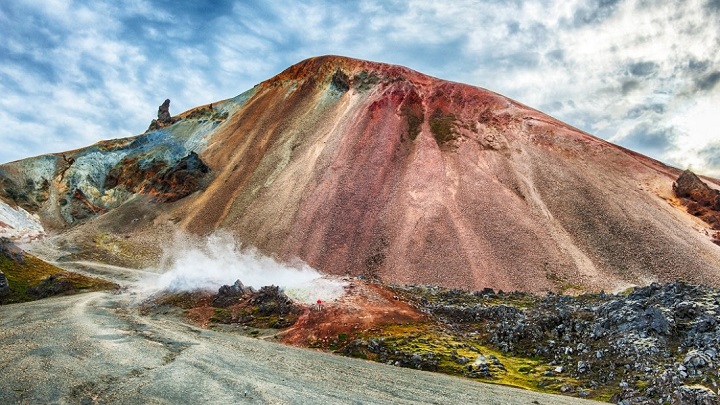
[2,56,719,293]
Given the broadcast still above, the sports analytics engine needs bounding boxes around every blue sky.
[1,0,719,176]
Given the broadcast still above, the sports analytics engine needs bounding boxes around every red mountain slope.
[170,56,720,292]
[4,55,720,293]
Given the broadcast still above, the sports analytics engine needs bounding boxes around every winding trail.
[0,261,602,404]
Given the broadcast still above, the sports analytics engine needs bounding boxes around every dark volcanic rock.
[212,280,255,308]
[157,99,172,123]
[330,69,350,93]
[206,281,300,328]
[251,285,297,317]
[143,152,211,202]
[147,99,181,132]
[27,274,76,298]
[674,385,720,405]
[0,175,50,212]
[105,152,210,203]
[0,238,19,296]
[68,188,106,222]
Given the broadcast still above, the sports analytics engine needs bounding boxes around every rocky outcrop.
[674,170,720,243]
[393,282,720,403]
[104,152,210,203]
[674,170,720,226]
[27,274,76,298]
[212,280,255,308]
[67,188,106,222]
[0,175,50,212]
[147,99,181,132]
[674,170,720,212]
[201,281,300,328]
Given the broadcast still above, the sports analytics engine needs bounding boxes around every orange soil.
[280,282,426,347]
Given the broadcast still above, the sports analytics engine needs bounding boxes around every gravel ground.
[0,266,603,404]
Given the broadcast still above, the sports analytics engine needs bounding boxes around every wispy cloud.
[0,0,718,177]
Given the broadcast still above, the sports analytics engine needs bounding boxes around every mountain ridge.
[1,55,719,293]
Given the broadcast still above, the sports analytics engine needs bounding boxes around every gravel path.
[0,263,603,404]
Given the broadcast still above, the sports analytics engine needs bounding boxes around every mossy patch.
[353,71,380,92]
[184,106,229,121]
[429,110,458,145]
[333,322,583,396]
[401,104,424,141]
[0,253,118,304]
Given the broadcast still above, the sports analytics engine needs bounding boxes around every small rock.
[560,383,575,393]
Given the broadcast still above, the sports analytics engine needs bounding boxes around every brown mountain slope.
[4,55,720,293]
[168,56,720,292]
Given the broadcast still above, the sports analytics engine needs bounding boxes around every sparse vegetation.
[429,110,458,145]
[353,71,380,92]
[0,253,118,304]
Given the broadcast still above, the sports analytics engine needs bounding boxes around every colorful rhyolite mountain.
[2,56,719,293]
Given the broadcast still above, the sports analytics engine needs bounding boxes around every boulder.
[212,280,255,308]
[673,170,720,210]
[673,170,720,230]
[673,385,720,405]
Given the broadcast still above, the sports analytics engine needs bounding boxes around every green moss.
[400,105,424,141]
[378,326,527,386]
[429,110,458,145]
[353,71,380,91]
[211,308,233,323]
[0,254,118,304]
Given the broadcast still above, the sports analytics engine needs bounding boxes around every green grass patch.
[429,110,458,145]
[0,254,118,304]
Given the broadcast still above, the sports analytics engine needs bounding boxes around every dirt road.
[0,262,602,404]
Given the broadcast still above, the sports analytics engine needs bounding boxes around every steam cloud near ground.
[146,232,345,304]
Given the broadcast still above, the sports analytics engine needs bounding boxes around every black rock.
[147,99,181,132]
[212,279,255,308]
[331,69,350,93]
[0,270,9,297]
[157,99,172,123]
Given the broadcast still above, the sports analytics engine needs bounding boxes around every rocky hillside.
[389,282,720,404]
[2,56,720,293]
[146,277,720,403]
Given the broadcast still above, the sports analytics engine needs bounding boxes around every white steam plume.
[144,231,345,304]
